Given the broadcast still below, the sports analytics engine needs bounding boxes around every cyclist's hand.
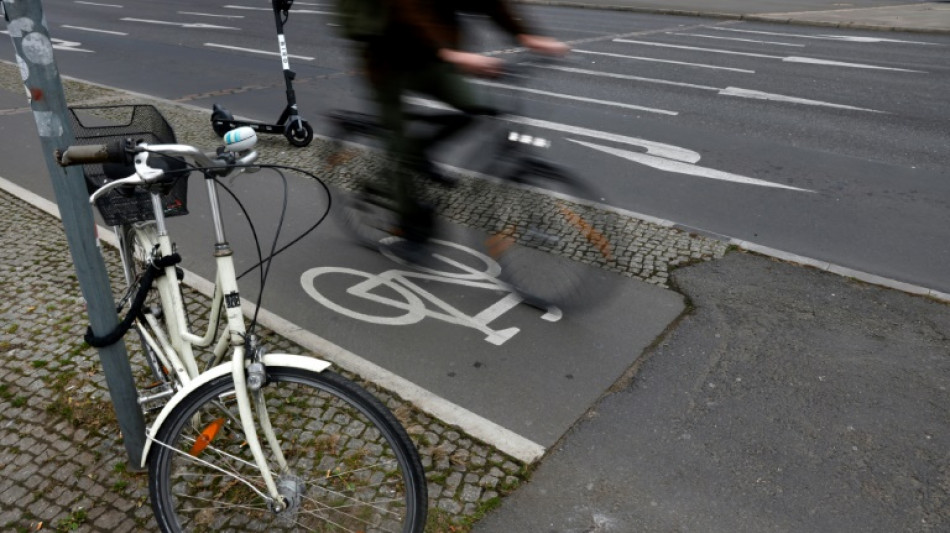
[438,49,503,78]
[517,34,570,57]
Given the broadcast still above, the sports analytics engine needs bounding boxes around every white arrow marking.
[569,139,813,193]
[75,1,122,7]
[404,96,698,162]
[614,39,926,72]
[471,80,678,115]
[719,87,885,113]
[204,43,314,61]
[533,64,885,113]
[121,18,239,30]
[179,11,245,19]
[709,26,943,45]
[51,38,94,52]
[62,25,128,36]
[666,32,805,47]
[223,5,332,14]
[574,49,755,73]
[782,56,924,72]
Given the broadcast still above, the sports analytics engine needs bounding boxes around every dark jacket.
[364,0,529,75]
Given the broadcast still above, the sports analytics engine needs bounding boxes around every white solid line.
[532,63,720,91]
[710,26,943,45]
[719,87,886,113]
[121,18,239,30]
[0,173,547,463]
[204,42,315,61]
[614,38,781,59]
[573,49,755,73]
[61,25,128,36]
[75,1,122,7]
[178,11,245,19]
[666,32,805,47]
[471,80,679,115]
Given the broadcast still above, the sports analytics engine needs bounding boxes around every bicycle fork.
[204,177,294,513]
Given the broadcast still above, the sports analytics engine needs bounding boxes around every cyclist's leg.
[367,67,435,242]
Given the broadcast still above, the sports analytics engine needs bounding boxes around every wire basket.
[68,105,189,226]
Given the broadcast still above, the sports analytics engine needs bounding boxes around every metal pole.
[2,0,145,467]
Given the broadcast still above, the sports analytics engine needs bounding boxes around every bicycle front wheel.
[490,161,618,310]
[148,366,427,532]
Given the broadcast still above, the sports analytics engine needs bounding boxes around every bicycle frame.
[121,167,314,509]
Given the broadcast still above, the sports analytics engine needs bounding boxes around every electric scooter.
[210,0,314,147]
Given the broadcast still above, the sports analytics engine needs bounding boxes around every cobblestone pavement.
[0,59,728,531]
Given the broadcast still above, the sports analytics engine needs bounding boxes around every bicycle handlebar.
[56,131,259,205]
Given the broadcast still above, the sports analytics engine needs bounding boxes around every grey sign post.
[2,0,145,466]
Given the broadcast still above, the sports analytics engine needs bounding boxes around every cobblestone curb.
[0,60,727,531]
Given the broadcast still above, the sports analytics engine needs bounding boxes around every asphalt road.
[2,0,947,295]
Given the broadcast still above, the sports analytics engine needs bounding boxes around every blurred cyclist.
[342,0,568,244]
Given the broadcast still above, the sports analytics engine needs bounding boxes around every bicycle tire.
[148,366,427,532]
[489,161,618,310]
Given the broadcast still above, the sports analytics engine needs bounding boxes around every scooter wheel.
[285,120,314,147]
[211,120,232,138]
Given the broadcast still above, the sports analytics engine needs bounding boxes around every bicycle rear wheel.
[148,366,427,532]
[489,161,618,309]
[116,222,171,387]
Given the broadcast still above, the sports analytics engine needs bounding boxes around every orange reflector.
[189,417,226,456]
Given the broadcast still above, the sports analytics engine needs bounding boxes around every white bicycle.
[58,105,427,532]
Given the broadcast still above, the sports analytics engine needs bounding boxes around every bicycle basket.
[68,105,189,226]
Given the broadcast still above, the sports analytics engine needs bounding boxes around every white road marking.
[223,5,332,14]
[61,25,128,36]
[573,49,755,73]
[179,11,245,19]
[533,64,885,113]
[0,175,545,464]
[614,38,780,58]
[471,80,678,115]
[405,96,700,162]
[709,26,943,45]
[121,18,239,30]
[51,37,94,52]
[782,56,924,72]
[719,87,885,112]
[75,1,122,7]
[406,95,804,191]
[569,139,813,192]
[667,32,805,47]
[613,39,926,72]
[204,42,315,61]
[531,64,719,91]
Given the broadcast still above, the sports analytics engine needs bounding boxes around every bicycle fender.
[140,354,332,468]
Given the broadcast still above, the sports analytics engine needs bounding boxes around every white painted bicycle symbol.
[300,238,561,346]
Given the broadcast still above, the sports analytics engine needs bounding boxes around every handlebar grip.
[57,141,127,167]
